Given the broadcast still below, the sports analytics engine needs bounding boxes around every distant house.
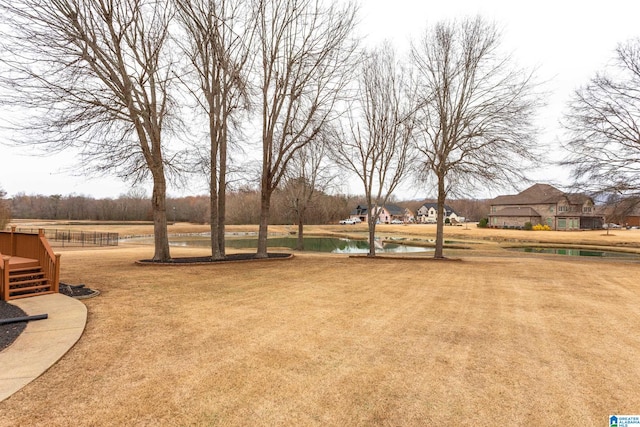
[488,183,602,230]
[625,206,640,227]
[416,203,459,224]
[350,204,408,224]
[600,198,640,227]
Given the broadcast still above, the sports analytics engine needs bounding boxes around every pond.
[508,247,640,259]
[163,236,432,254]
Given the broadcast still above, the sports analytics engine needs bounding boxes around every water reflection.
[509,247,639,258]
[164,236,431,254]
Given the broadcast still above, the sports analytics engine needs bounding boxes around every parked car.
[339,218,356,225]
[603,223,621,229]
[390,219,404,224]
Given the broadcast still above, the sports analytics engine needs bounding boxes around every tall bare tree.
[411,17,542,258]
[332,43,417,256]
[254,0,358,258]
[0,0,177,261]
[175,0,254,260]
[562,38,640,201]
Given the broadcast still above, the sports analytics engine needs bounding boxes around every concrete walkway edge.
[0,293,87,402]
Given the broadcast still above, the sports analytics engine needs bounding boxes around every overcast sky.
[1,0,640,199]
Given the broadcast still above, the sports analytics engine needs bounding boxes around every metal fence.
[15,228,119,247]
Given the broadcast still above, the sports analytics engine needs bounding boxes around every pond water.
[165,236,432,254]
[508,247,640,259]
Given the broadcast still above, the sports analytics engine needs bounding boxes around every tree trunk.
[217,174,226,259]
[256,189,271,259]
[217,127,227,259]
[367,205,377,257]
[151,172,171,262]
[210,139,222,259]
[296,217,304,250]
[434,175,446,259]
[368,220,377,257]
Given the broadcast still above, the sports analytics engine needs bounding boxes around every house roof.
[489,207,541,217]
[350,204,368,215]
[384,204,405,216]
[491,183,591,206]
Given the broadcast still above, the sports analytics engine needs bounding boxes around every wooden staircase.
[1,228,60,301]
[5,257,53,300]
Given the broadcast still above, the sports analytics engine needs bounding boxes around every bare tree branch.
[411,17,543,258]
[254,0,358,258]
[562,38,640,200]
[332,42,417,256]
[0,0,178,260]
[175,0,255,260]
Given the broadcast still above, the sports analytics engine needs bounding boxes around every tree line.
[0,186,490,226]
[1,1,638,261]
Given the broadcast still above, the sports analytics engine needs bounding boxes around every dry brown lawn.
[2,223,640,425]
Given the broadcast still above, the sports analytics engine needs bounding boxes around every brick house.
[488,184,602,230]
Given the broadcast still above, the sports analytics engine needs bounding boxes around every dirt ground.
[1,223,640,425]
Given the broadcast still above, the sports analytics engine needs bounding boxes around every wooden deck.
[7,256,39,268]
[1,228,60,301]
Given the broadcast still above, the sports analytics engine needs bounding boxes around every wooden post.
[10,226,16,256]
[1,255,9,301]
[53,253,61,294]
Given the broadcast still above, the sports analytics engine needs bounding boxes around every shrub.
[524,222,533,230]
[532,223,551,231]
[477,218,489,228]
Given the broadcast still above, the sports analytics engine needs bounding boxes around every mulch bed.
[0,301,28,353]
[136,253,293,265]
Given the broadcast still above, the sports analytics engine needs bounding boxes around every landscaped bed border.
[135,252,294,266]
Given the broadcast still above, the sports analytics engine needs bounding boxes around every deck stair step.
[6,264,52,299]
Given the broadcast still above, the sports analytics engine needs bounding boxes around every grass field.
[1,222,640,425]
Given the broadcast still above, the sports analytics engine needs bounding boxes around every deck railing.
[0,227,60,300]
[0,255,8,301]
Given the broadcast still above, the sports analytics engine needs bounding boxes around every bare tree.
[175,0,255,260]
[562,38,640,202]
[253,0,358,258]
[0,186,10,230]
[332,43,417,256]
[411,17,542,258]
[0,0,178,261]
[283,134,335,250]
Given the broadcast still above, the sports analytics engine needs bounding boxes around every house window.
[549,206,554,213]
[583,206,592,213]
[491,206,496,213]
[558,218,566,229]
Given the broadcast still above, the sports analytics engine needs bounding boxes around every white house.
[416,203,459,224]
